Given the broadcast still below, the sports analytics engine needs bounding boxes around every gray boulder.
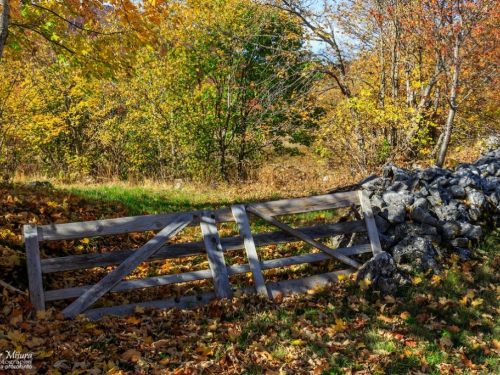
[394,223,441,243]
[454,247,473,261]
[380,203,406,224]
[374,214,391,234]
[459,222,482,240]
[382,191,415,206]
[434,205,462,221]
[440,220,461,240]
[392,237,441,274]
[468,206,483,221]
[356,252,412,295]
[450,238,469,248]
[362,177,391,195]
[466,189,486,208]
[409,207,440,228]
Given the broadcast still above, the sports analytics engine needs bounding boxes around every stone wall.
[353,149,500,293]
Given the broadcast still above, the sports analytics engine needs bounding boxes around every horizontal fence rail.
[24,191,381,318]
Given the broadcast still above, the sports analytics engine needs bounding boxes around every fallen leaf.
[291,339,306,346]
[377,314,395,323]
[492,339,500,350]
[471,298,483,307]
[126,316,141,325]
[404,338,417,347]
[36,349,54,358]
[121,349,141,361]
[9,314,22,328]
[400,311,411,320]
[412,276,423,285]
[447,325,460,333]
[440,336,453,348]
[416,314,427,323]
[195,346,213,356]
[274,291,283,301]
[134,306,145,314]
[7,330,25,343]
[384,295,396,304]
[358,277,372,291]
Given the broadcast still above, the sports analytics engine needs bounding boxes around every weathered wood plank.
[83,269,355,319]
[37,211,218,242]
[231,205,269,298]
[24,224,45,311]
[37,192,359,241]
[62,213,193,319]
[358,190,383,255]
[44,244,371,301]
[266,269,355,298]
[200,211,233,300]
[45,269,215,301]
[41,220,367,273]
[261,244,371,270]
[44,243,369,301]
[85,292,217,320]
[249,191,359,217]
[246,207,361,269]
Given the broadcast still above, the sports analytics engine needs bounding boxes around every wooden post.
[246,206,361,269]
[23,224,45,311]
[358,191,383,255]
[200,211,233,300]
[62,213,193,319]
[231,205,270,298]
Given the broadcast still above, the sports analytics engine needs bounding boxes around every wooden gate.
[23,191,381,319]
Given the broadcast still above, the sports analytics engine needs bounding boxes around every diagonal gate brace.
[245,206,361,269]
[62,213,194,319]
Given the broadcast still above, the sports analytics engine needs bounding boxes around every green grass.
[62,184,244,216]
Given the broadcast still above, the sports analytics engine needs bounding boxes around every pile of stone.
[353,148,500,293]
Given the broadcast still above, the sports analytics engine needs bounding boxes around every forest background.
[1,0,500,185]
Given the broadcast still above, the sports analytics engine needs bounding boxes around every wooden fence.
[23,191,382,319]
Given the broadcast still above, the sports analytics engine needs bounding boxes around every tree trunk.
[404,58,442,149]
[436,39,460,168]
[435,105,457,167]
[0,0,9,62]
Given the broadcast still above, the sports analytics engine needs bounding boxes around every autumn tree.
[129,0,315,181]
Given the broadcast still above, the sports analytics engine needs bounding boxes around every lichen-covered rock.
[459,222,482,240]
[370,195,387,210]
[382,191,414,206]
[409,207,440,228]
[356,252,411,295]
[392,237,441,274]
[454,247,472,261]
[468,206,483,221]
[394,223,440,243]
[380,203,406,224]
[412,197,429,211]
[374,214,391,234]
[434,205,462,221]
[440,221,461,240]
[450,238,469,248]
[466,189,486,208]
[361,177,391,195]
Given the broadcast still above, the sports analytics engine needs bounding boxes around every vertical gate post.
[200,211,233,300]
[23,224,45,311]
